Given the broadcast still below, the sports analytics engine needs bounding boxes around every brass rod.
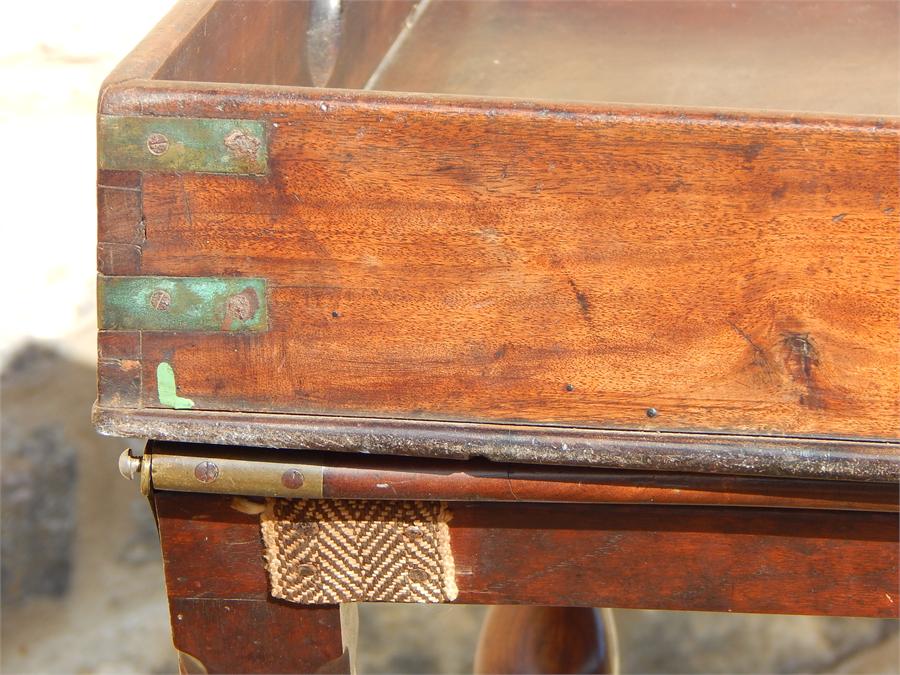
[121,443,900,512]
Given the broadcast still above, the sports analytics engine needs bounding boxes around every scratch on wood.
[181,177,194,226]
[567,278,592,321]
[506,472,521,501]
[728,321,772,372]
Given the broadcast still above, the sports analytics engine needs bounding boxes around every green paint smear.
[157,362,195,410]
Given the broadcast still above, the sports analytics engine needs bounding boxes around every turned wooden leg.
[474,606,617,675]
[153,491,355,674]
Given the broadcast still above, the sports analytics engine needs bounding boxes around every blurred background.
[0,2,897,673]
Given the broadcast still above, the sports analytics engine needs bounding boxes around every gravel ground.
[1,2,897,673]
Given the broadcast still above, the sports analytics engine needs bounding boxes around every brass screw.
[149,289,171,311]
[407,567,429,583]
[223,129,261,158]
[281,469,305,490]
[298,522,319,535]
[194,461,219,483]
[226,291,254,321]
[297,564,317,577]
[405,525,425,539]
[146,133,170,156]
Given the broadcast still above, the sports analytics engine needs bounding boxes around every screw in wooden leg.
[474,606,618,675]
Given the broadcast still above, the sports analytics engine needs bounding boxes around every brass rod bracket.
[118,446,324,499]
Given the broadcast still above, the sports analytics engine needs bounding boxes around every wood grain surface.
[101,82,900,442]
[96,1,900,476]
[372,1,899,116]
[168,597,348,673]
[154,491,900,618]
[155,0,415,88]
[474,606,614,675]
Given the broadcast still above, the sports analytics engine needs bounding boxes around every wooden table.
[98,2,900,671]
[116,441,898,674]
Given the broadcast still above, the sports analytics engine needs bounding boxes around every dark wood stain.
[154,490,900,618]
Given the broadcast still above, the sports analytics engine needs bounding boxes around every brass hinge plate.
[98,276,268,332]
[98,116,268,175]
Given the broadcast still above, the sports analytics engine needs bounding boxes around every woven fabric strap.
[261,499,458,604]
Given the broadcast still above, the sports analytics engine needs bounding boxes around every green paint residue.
[157,362,194,410]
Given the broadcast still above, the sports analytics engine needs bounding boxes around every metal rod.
[121,443,900,512]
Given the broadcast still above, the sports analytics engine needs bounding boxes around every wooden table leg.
[169,599,349,674]
[474,606,616,674]
[152,490,354,674]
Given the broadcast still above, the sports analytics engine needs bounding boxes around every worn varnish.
[154,490,900,618]
[96,0,900,479]
[99,408,900,482]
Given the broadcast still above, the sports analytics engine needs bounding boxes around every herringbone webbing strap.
[260,499,458,604]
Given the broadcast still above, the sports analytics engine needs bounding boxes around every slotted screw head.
[223,129,261,158]
[149,289,171,311]
[146,133,170,156]
[281,469,305,490]
[194,461,219,483]
[407,567,429,583]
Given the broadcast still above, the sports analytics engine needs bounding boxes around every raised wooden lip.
[95,404,900,483]
[100,0,900,125]
[100,76,900,131]
[100,0,217,90]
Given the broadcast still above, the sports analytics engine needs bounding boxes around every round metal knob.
[118,449,143,481]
